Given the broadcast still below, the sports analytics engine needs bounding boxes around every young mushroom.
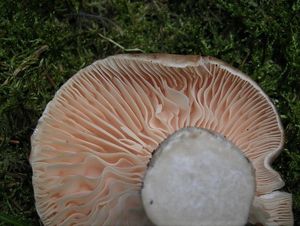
[30,54,293,226]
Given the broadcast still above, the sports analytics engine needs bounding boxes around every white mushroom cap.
[142,128,255,226]
[30,54,293,225]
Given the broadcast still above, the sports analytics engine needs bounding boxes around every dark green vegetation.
[1,0,299,225]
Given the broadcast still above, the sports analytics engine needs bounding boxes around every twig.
[45,73,56,88]
[98,33,145,53]
[241,51,250,68]
[0,137,20,144]
[13,45,49,76]
[66,12,123,33]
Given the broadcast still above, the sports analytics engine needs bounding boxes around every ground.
[0,0,299,225]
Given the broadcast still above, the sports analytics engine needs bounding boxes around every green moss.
[1,0,299,224]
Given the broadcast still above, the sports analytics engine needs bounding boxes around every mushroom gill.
[30,54,293,226]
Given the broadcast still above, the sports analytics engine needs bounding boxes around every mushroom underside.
[30,54,293,226]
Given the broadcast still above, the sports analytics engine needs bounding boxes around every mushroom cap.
[30,54,292,225]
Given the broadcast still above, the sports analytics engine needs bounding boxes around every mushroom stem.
[142,128,256,226]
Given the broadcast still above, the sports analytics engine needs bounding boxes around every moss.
[0,0,299,224]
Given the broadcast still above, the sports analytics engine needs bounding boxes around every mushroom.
[30,54,293,226]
